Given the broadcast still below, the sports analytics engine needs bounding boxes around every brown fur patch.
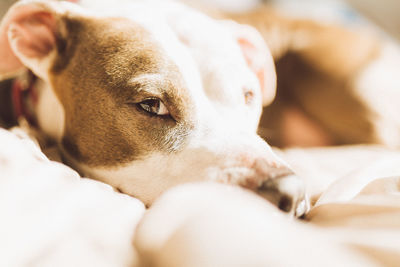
[49,15,194,167]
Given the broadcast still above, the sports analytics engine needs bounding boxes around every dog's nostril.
[278,195,293,212]
[256,174,308,216]
[257,181,294,213]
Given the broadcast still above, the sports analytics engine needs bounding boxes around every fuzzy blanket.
[1,127,400,266]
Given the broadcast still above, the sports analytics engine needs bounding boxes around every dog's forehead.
[74,2,256,114]
[79,1,205,98]
[56,16,165,80]
[53,14,198,106]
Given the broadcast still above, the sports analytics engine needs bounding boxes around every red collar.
[11,72,38,126]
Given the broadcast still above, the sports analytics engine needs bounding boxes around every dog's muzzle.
[257,174,309,217]
[220,158,309,217]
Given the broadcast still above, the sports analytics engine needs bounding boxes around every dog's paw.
[256,174,309,217]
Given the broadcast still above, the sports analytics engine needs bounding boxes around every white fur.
[35,79,65,142]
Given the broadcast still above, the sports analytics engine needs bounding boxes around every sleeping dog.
[2,0,399,215]
[0,0,308,215]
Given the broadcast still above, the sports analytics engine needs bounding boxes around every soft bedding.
[1,127,400,266]
[0,128,145,267]
[283,147,400,266]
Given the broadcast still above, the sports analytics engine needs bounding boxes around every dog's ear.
[0,0,70,80]
[223,21,277,106]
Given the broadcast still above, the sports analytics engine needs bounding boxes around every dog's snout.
[229,158,309,217]
[257,174,309,217]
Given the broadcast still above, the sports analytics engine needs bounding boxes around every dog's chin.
[56,152,190,206]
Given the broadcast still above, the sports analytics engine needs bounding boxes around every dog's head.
[0,0,306,214]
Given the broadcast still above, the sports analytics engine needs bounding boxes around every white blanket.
[0,128,145,267]
[1,128,400,266]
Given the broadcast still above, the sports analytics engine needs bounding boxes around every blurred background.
[347,0,400,41]
[186,0,400,40]
[1,0,399,41]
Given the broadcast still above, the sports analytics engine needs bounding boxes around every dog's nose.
[256,174,309,217]
[234,158,309,217]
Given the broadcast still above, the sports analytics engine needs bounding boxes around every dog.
[0,0,309,215]
[2,0,400,215]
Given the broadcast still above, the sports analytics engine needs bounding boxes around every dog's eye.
[138,98,169,116]
[244,91,254,105]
